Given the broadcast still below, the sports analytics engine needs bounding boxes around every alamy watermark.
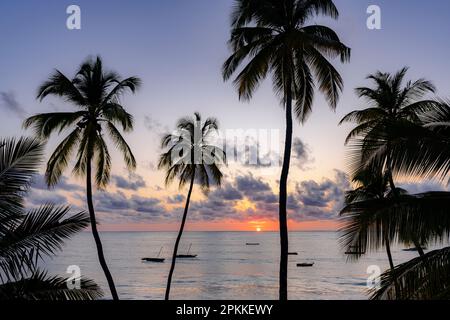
[164,123,282,169]
[366,265,381,290]
[66,265,81,290]
[367,5,381,30]
[66,5,81,30]
[65,4,381,31]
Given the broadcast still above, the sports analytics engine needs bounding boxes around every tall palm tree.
[23,56,141,300]
[159,112,226,300]
[340,67,440,255]
[222,0,350,299]
[0,137,102,300]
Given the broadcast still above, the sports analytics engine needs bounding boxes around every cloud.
[292,138,314,170]
[94,191,169,222]
[188,173,279,222]
[229,136,313,170]
[167,194,186,204]
[130,195,167,216]
[95,191,130,211]
[33,169,351,225]
[236,173,271,194]
[144,115,169,134]
[229,135,281,168]
[0,91,26,117]
[209,183,243,201]
[291,170,350,220]
[26,190,68,206]
[141,161,156,171]
[399,181,447,194]
[113,172,146,190]
[31,174,83,192]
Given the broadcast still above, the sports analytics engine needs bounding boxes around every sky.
[1,0,450,231]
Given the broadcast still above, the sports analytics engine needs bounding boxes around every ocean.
[43,231,440,300]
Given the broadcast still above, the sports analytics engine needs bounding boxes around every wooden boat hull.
[402,247,427,252]
[297,263,314,267]
[142,258,165,263]
[176,254,197,258]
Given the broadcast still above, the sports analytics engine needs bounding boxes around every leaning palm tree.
[23,56,141,300]
[222,0,350,299]
[0,137,102,300]
[159,112,226,300]
[340,67,440,256]
[351,101,450,299]
[340,168,404,271]
[340,67,439,188]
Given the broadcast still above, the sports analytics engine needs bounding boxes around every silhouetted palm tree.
[364,101,450,184]
[340,67,439,256]
[222,0,350,299]
[362,101,450,299]
[0,137,102,300]
[23,56,141,300]
[340,168,405,271]
[159,113,226,300]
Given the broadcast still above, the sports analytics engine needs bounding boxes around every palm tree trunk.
[385,169,399,267]
[387,157,425,258]
[384,234,395,271]
[279,88,293,301]
[165,170,195,300]
[412,239,426,257]
[385,151,401,298]
[86,158,119,300]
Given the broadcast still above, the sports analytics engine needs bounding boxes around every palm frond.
[105,121,136,172]
[224,0,349,119]
[373,247,450,300]
[45,128,81,187]
[0,137,44,217]
[0,270,103,300]
[93,134,111,189]
[339,192,450,259]
[0,205,89,280]
[159,113,226,193]
[102,77,142,106]
[37,70,86,106]
[23,112,86,139]
[101,103,134,132]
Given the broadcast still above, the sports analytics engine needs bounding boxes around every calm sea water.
[43,231,442,300]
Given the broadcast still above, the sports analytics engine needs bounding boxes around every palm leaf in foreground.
[0,205,89,281]
[373,246,450,300]
[0,137,44,227]
[0,270,103,300]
